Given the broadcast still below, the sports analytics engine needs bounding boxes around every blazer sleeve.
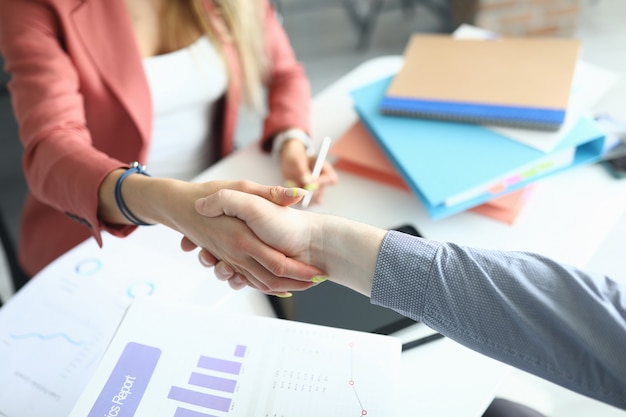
[0,0,134,245]
[259,0,312,152]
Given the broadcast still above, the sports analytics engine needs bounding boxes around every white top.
[143,35,227,181]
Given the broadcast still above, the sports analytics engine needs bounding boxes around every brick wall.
[474,0,582,37]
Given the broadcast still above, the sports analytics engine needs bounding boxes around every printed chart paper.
[0,232,235,417]
[69,299,402,417]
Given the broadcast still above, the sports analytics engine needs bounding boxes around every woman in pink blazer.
[0,0,336,286]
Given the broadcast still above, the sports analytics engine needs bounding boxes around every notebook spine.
[379,109,561,131]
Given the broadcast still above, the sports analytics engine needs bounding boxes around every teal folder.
[351,76,606,219]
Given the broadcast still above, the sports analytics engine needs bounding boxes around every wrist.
[319,215,385,297]
[114,162,154,226]
[134,178,204,231]
[271,128,313,160]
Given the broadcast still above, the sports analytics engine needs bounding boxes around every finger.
[227,274,248,291]
[303,162,339,189]
[237,181,308,207]
[230,231,326,283]
[228,250,319,293]
[266,291,294,298]
[320,161,339,184]
[198,249,218,268]
[241,258,321,292]
[180,236,199,252]
[214,261,235,281]
[195,188,306,218]
[267,185,309,207]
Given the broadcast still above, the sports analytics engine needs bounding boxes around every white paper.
[69,299,402,417]
[487,61,620,153]
[0,233,234,417]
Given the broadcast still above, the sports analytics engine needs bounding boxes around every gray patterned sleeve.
[371,231,626,410]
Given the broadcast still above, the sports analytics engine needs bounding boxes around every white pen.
[301,136,332,208]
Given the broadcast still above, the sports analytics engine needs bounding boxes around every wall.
[475,0,582,36]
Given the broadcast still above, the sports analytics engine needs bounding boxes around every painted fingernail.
[275,292,293,298]
[311,276,328,283]
[301,174,312,184]
[284,180,297,187]
[286,187,307,198]
[303,182,319,191]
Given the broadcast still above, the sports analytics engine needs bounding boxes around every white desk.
[1,57,625,417]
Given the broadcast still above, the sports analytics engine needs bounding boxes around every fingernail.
[301,174,312,184]
[284,180,297,188]
[232,275,246,287]
[286,187,308,198]
[216,263,234,279]
[275,292,293,298]
[303,183,319,192]
[311,276,328,283]
[199,255,212,267]
[195,198,206,210]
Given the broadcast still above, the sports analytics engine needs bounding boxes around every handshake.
[175,182,626,411]
[179,182,386,298]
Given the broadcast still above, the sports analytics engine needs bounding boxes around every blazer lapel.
[71,0,152,147]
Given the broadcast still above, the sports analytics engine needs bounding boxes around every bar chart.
[68,299,402,417]
[169,345,247,415]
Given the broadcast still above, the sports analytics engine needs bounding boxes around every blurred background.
[0,0,618,246]
[1,0,625,416]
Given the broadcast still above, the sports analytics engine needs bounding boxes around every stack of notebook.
[330,121,534,224]
[331,28,615,222]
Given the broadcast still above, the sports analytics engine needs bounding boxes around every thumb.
[195,186,309,217]
[267,186,309,206]
[195,193,226,217]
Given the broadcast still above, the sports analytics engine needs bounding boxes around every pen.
[301,136,332,208]
[401,332,445,352]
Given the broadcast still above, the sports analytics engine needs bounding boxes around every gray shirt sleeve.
[371,231,626,410]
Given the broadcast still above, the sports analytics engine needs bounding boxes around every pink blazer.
[0,0,311,276]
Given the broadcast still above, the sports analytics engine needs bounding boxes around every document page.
[69,299,402,417]
[0,233,235,417]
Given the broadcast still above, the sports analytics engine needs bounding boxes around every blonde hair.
[162,0,268,110]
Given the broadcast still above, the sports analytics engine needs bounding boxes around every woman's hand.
[279,139,338,206]
[174,181,328,294]
[109,175,326,294]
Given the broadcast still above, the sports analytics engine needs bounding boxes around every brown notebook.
[381,34,580,130]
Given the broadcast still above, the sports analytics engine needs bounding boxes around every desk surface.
[1,56,625,417]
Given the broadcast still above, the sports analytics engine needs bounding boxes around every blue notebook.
[352,77,606,220]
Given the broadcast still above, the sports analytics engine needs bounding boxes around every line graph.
[9,332,83,346]
[347,342,367,416]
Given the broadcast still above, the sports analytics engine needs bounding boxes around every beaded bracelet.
[114,162,154,226]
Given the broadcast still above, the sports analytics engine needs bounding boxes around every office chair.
[0,207,28,306]
[342,0,457,50]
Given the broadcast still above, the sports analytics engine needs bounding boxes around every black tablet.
[268,224,421,335]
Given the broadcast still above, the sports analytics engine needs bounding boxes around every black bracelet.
[114,162,154,226]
